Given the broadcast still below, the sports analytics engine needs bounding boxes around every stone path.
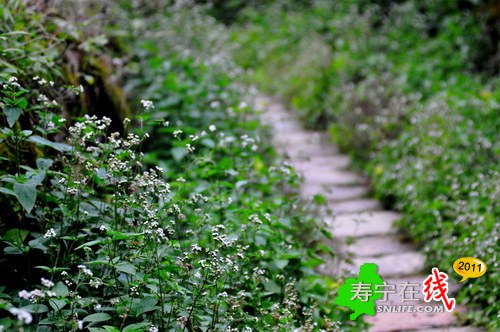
[255,95,482,332]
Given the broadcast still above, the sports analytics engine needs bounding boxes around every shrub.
[0,1,362,330]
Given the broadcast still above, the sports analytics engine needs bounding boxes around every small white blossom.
[44,228,56,238]
[9,308,32,324]
[173,129,183,138]
[140,99,154,110]
[18,290,31,300]
[77,265,93,277]
[209,124,217,132]
[186,144,195,153]
[41,278,54,288]
[89,279,101,289]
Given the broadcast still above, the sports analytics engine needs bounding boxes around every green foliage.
[0,0,360,331]
[233,0,499,328]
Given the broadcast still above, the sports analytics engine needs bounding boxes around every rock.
[325,211,402,238]
[330,199,382,214]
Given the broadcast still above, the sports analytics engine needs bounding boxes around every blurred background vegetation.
[229,0,499,328]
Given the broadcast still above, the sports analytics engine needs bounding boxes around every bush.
[0,1,362,330]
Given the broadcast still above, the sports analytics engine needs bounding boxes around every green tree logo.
[335,263,384,320]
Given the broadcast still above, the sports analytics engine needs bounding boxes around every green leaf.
[36,158,53,170]
[115,262,136,275]
[21,304,49,313]
[102,327,120,332]
[52,282,69,297]
[171,146,186,161]
[2,228,29,247]
[16,98,28,108]
[4,246,22,255]
[29,238,47,252]
[75,239,107,251]
[13,182,37,213]
[263,280,281,294]
[123,323,151,332]
[3,106,22,127]
[48,299,67,311]
[135,297,158,316]
[28,135,72,152]
[273,259,288,269]
[83,313,111,323]
[0,187,16,197]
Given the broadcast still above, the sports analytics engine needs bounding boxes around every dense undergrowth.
[232,0,499,328]
[0,1,363,331]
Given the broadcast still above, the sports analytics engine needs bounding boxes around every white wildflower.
[173,129,183,138]
[89,279,101,289]
[18,290,31,300]
[77,265,93,277]
[140,99,154,110]
[44,228,56,238]
[46,291,56,297]
[209,124,217,132]
[41,278,54,288]
[186,144,195,153]
[9,308,32,324]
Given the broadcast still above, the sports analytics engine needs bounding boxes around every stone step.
[340,235,414,257]
[325,211,401,238]
[302,169,365,186]
[354,252,426,277]
[409,327,485,332]
[367,277,464,330]
[365,306,462,332]
[327,252,426,278]
[318,252,423,278]
[284,144,340,160]
[330,199,382,214]
[293,156,351,172]
[301,184,368,201]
